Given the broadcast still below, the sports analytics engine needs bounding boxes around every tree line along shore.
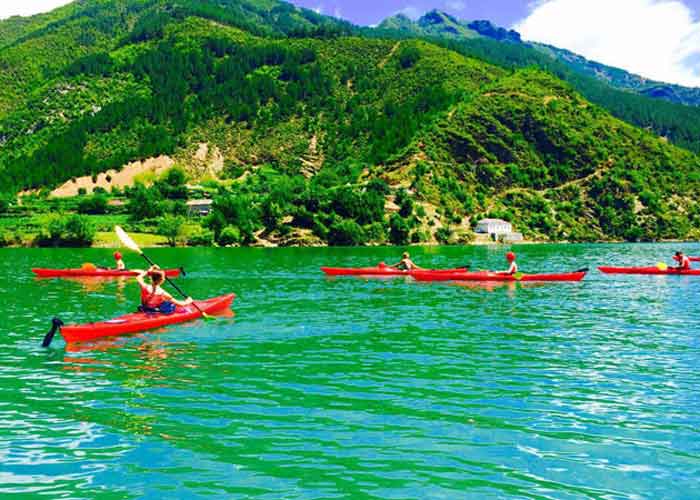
[1,165,551,249]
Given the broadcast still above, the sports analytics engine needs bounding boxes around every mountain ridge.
[1,0,700,245]
[379,9,700,106]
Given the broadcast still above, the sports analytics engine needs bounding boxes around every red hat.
[114,251,123,260]
[506,252,516,261]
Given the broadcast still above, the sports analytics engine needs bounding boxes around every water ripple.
[1,245,700,498]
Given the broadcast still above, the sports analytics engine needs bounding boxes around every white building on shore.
[475,218,512,236]
[475,218,523,242]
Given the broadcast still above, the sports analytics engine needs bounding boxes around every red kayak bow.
[598,266,700,275]
[411,270,588,282]
[43,293,235,345]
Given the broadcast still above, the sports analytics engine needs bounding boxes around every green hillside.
[370,12,700,154]
[1,0,700,245]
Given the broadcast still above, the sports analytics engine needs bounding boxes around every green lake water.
[1,244,699,499]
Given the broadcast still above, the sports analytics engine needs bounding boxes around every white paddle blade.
[115,226,142,254]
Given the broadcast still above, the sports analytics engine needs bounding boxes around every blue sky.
[2,0,700,87]
[288,0,528,27]
[288,0,700,87]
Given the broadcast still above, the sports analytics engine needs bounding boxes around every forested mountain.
[380,10,700,107]
[374,11,700,153]
[1,0,700,243]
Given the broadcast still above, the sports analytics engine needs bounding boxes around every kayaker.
[114,251,126,270]
[136,266,192,314]
[673,251,691,270]
[502,251,518,275]
[390,252,422,271]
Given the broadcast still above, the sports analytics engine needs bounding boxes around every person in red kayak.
[673,251,691,270]
[114,251,126,270]
[390,252,423,271]
[502,251,518,275]
[136,265,192,314]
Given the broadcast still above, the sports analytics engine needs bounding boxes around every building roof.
[477,218,510,224]
[186,199,213,206]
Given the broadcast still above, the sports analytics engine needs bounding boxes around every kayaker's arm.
[134,269,150,288]
[164,291,193,307]
[389,258,422,270]
[499,263,518,275]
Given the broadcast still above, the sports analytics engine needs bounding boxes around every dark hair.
[150,270,165,285]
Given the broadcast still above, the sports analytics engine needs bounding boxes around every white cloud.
[515,0,700,87]
[397,6,423,20]
[0,0,72,20]
[445,0,467,11]
[313,4,323,14]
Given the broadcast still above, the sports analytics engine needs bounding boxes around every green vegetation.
[1,0,700,245]
[371,12,700,153]
[33,214,96,247]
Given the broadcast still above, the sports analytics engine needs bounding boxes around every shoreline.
[3,237,699,250]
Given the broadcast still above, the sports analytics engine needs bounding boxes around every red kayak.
[43,294,235,345]
[32,268,181,278]
[598,266,700,276]
[411,270,588,282]
[321,266,468,277]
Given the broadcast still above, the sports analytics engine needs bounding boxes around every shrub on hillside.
[158,215,185,247]
[365,222,387,244]
[163,200,188,216]
[218,225,242,246]
[34,214,95,247]
[399,47,421,69]
[156,167,189,200]
[436,227,452,244]
[328,219,366,246]
[0,230,14,247]
[396,188,414,218]
[185,226,214,246]
[77,194,109,215]
[366,178,390,196]
[389,214,410,245]
[207,194,258,244]
[127,184,163,220]
[0,194,11,213]
[261,198,283,231]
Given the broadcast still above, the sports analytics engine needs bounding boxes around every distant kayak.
[598,266,700,276]
[321,266,468,277]
[32,268,181,278]
[50,293,235,344]
[411,270,588,282]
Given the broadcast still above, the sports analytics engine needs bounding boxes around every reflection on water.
[1,244,700,498]
[36,276,130,300]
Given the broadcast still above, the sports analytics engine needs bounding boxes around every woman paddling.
[501,252,518,275]
[390,252,423,271]
[673,251,691,270]
[114,251,126,270]
[136,265,192,314]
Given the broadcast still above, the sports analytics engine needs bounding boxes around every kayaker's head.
[506,251,516,262]
[114,251,123,261]
[149,269,166,286]
[402,252,410,259]
[674,251,683,262]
